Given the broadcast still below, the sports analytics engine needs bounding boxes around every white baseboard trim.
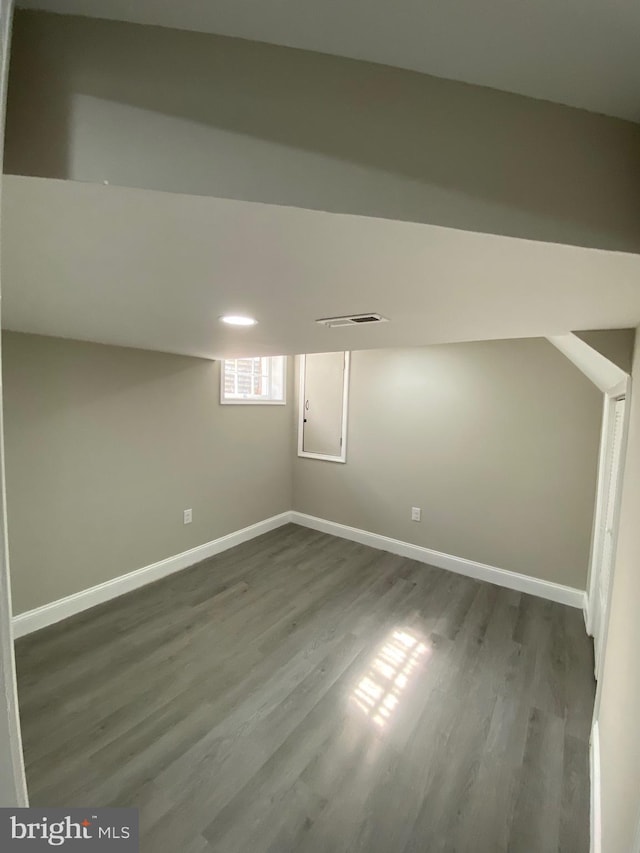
[590,719,602,853]
[12,512,292,638]
[13,509,587,638]
[290,512,586,608]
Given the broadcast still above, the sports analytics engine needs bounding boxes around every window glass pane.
[221,356,285,403]
[271,356,284,400]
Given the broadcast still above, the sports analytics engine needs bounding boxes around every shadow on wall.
[2,331,215,419]
[5,11,640,251]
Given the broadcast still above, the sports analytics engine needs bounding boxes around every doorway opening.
[588,390,629,679]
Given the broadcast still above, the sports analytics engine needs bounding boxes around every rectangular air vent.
[316,313,389,328]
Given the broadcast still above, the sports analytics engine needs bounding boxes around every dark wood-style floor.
[15,524,595,852]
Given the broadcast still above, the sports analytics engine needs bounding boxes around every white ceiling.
[3,176,640,360]
[16,0,640,122]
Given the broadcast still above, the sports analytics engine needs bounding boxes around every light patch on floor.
[352,628,429,728]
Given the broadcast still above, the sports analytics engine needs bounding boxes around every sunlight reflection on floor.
[352,628,430,728]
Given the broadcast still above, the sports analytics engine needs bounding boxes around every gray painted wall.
[2,332,293,614]
[573,328,636,374]
[598,325,640,853]
[0,0,28,808]
[293,339,602,588]
[5,10,640,253]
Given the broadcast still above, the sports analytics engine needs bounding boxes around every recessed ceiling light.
[220,314,257,327]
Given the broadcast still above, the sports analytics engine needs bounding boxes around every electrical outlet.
[183,508,193,525]
[411,507,421,522]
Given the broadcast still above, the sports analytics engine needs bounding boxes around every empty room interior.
[0,2,640,852]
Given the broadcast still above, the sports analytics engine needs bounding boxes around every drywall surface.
[293,339,602,587]
[2,332,293,613]
[0,0,28,808]
[573,329,635,374]
[598,325,640,853]
[5,10,640,252]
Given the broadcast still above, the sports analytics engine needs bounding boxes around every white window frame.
[297,352,350,463]
[220,356,287,405]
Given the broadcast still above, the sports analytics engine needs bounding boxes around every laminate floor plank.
[15,524,595,852]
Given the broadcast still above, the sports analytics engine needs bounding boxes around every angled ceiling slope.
[548,335,629,393]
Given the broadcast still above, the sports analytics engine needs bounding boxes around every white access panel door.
[302,352,346,458]
[594,397,626,675]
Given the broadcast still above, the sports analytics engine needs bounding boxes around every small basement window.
[220,356,286,405]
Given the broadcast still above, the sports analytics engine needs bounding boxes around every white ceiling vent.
[316,313,389,328]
